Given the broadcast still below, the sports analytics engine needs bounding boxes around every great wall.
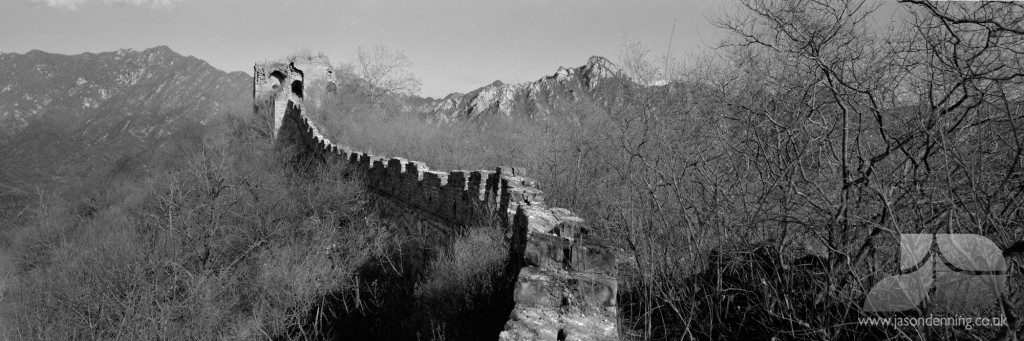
[255,59,619,340]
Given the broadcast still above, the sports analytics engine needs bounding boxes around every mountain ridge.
[0,46,250,212]
[429,56,634,121]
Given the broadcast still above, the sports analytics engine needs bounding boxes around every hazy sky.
[1,0,731,97]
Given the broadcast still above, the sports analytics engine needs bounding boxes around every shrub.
[0,117,391,340]
[414,226,513,340]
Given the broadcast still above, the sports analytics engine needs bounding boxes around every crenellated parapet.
[260,59,618,340]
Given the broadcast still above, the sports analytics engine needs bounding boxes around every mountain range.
[0,46,641,215]
[0,46,250,214]
[428,56,633,121]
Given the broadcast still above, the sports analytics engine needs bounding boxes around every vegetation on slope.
[0,46,252,222]
[304,0,1024,339]
[2,0,1023,340]
[0,106,381,339]
[0,96,515,340]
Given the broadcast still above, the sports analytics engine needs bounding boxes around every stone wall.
[263,61,618,341]
[290,56,336,108]
[253,61,288,99]
[254,58,336,139]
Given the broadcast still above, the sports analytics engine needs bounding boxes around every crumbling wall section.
[262,60,618,340]
[291,56,335,108]
[255,59,336,140]
[253,61,288,99]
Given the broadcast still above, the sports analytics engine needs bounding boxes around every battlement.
[260,60,618,341]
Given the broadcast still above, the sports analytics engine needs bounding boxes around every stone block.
[487,172,502,199]
[512,267,562,307]
[503,187,526,204]
[452,191,467,223]
[468,171,484,198]
[499,305,561,341]
[397,172,417,203]
[405,161,427,178]
[359,154,371,168]
[524,231,571,270]
[387,157,407,175]
[551,211,586,240]
[549,208,574,218]
[504,267,617,340]
[404,182,421,207]
[567,242,616,275]
[522,188,545,204]
[496,166,520,177]
[422,171,447,187]
[504,203,521,228]
[520,205,559,234]
[371,159,385,175]
[376,162,392,190]
[471,171,494,200]
[447,171,467,189]
[558,312,618,341]
[568,273,617,308]
[438,187,456,220]
[501,175,535,189]
[424,185,439,212]
[468,171,483,185]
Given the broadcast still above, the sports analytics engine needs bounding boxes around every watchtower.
[253,56,337,139]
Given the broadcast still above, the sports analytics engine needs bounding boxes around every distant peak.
[489,80,505,87]
[584,56,618,73]
[146,45,173,52]
[577,55,623,87]
[106,46,178,56]
[587,55,612,65]
[143,45,180,56]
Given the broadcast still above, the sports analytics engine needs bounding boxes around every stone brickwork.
[254,57,336,139]
[259,60,618,340]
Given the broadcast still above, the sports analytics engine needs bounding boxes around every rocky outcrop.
[431,56,630,121]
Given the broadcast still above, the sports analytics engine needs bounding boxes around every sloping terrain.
[0,46,250,214]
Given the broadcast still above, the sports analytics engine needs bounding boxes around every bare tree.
[618,36,660,85]
[694,0,1024,339]
[593,0,1024,339]
[354,45,422,105]
[616,35,686,85]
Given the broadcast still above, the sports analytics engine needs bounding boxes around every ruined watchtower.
[253,56,337,139]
